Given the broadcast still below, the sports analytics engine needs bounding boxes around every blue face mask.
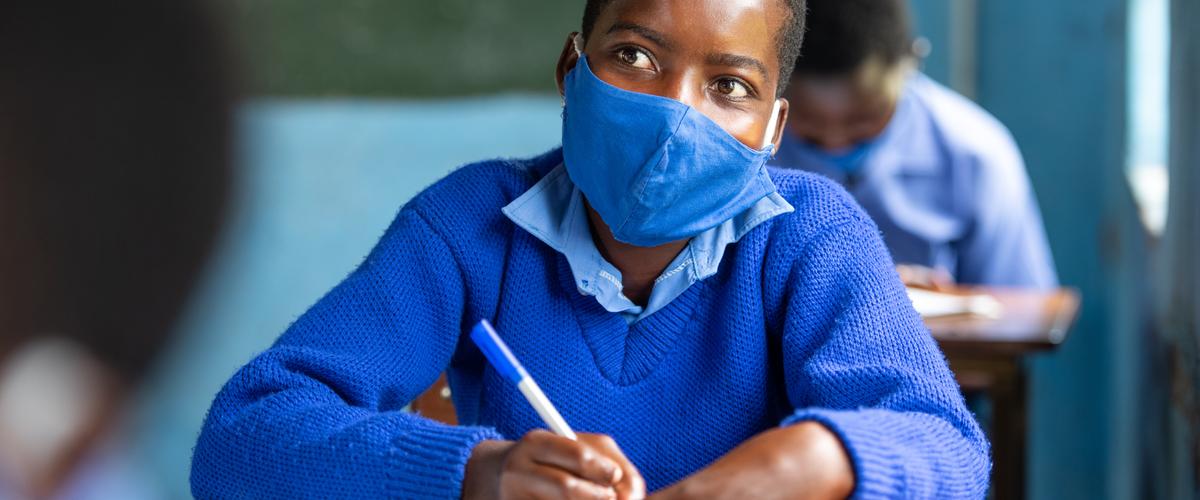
[793,139,878,176]
[561,43,782,248]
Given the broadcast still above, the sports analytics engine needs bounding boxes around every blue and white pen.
[470,319,578,440]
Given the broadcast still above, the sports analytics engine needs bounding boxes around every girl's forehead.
[592,0,782,57]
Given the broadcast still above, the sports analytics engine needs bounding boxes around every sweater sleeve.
[779,219,991,499]
[190,207,501,499]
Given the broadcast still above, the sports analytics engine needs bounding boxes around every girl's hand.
[464,430,646,500]
[896,264,956,291]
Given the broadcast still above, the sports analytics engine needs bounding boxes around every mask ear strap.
[762,99,782,152]
[563,34,586,108]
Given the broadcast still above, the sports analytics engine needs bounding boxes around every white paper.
[906,288,1004,319]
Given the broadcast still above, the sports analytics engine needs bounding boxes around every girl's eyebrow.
[603,20,769,82]
[606,21,675,50]
[707,53,769,82]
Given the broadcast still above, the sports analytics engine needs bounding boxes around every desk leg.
[989,358,1026,500]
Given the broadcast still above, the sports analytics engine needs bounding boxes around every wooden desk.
[926,287,1080,355]
[411,287,1081,499]
[413,374,457,425]
[926,287,1081,500]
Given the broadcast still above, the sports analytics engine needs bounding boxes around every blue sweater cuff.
[388,418,504,499]
[783,409,909,499]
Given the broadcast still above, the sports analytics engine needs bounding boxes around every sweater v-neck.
[554,254,708,386]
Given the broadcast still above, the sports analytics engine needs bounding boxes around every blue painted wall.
[977,1,1149,498]
[909,0,952,84]
[912,0,1149,497]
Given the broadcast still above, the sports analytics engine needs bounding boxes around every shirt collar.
[502,164,793,322]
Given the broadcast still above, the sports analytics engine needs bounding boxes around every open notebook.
[906,287,1004,319]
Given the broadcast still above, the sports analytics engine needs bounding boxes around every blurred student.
[771,0,1058,289]
[192,0,989,497]
[0,1,234,497]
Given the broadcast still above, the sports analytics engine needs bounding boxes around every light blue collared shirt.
[502,164,793,323]
[773,73,1058,288]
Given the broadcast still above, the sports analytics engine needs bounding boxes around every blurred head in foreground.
[0,0,235,494]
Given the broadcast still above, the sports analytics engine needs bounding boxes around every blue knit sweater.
[191,149,989,498]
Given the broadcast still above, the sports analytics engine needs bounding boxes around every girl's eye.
[616,47,654,70]
[713,78,750,99]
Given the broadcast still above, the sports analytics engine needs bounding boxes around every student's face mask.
[561,35,783,247]
[793,139,879,176]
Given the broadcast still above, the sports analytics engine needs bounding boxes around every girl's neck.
[584,204,688,307]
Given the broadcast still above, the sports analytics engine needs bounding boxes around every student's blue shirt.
[191,150,990,498]
[773,73,1058,288]
[501,164,794,323]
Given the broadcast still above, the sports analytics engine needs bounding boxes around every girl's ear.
[554,32,583,98]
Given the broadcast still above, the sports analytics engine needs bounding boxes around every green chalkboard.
[235,0,586,97]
